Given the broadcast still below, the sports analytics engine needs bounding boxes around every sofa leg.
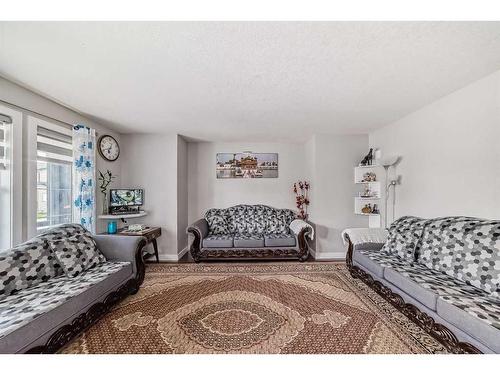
[130,281,140,295]
[191,251,201,263]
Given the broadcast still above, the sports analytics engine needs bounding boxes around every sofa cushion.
[451,222,500,297]
[226,205,248,234]
[417,217,500,297]
[352,249,410,278]
[49,234,106,277]
[36,223,90,242]
[0,237,61,298]
[0,261,132,353]
[417,217,482,272]
[381,216,428,260]
[437,294,500,353]
[278,209,296,227]
[204,209,229,235]
[233,233,265,248]
[264,233,296,247]
[202,234,234,248]
[266,212,289,234]
[245,205,267,235]
[208,205,296,236]
[384,262,487,310]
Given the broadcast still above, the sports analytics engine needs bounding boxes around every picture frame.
[216,152,278,179]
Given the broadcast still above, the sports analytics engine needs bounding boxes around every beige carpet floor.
[60,262,447,354]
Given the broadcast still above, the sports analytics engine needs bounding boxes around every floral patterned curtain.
[72,125,96,233]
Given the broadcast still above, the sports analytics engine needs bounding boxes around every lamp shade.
[381,156,400,167]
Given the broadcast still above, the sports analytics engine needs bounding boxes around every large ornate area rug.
[61,263,448,354]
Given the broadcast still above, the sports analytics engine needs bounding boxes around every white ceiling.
[1,22,500,142]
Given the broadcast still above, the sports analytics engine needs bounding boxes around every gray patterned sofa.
[345,216,500,354]
[187,204,313,262]
[0,224,147,353]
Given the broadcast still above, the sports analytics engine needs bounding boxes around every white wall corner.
[313,250,347,261]
[157,246,189,262]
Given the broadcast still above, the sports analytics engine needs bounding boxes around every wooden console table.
[102,227,161,263]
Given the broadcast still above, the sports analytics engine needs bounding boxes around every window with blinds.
[36,122,73,231]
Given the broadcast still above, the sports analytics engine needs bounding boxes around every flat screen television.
[110,189,144,207]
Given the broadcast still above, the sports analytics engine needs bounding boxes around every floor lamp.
[382,156,400,228]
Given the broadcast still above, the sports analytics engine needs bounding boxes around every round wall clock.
[98,135,120,161]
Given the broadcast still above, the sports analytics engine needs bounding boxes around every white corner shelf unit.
[354,165,381,228]
[354,164,380,169]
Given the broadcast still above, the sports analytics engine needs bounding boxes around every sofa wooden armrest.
[186,218,209,262]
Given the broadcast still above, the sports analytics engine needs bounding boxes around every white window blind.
[37,124,73,164]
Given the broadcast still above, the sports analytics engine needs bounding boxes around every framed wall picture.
[216,152,278,179]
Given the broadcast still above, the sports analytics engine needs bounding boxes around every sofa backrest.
[205,204,296,235]
[36,223,90,242]
[381,216,428,260]
[0,224,89,298]
[416,217,500,297]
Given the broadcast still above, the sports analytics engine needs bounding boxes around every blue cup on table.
[107,220,117,234]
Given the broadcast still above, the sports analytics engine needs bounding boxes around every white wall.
[307,134,369,258]
[120,133,183,260]
[370,70,500,221]
[187,137,368,259]
[0,77,122,238]
[187,141,306,224]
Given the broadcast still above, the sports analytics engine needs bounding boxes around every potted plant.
[98,169,116,215]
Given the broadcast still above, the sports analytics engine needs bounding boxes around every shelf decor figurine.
[361,172,377,182]
[361,204,372,214]
[359,148,374,166]
[360,186,374,198]
[293,181,310,220]
[98,169,116,215]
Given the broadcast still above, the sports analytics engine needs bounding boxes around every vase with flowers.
[293,181,310,220]
[98,169,116,215]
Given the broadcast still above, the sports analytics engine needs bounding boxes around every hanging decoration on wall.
[72,124,96,233]
[216,152,278,178]
[98,134,120,162]
[293,181,310,220]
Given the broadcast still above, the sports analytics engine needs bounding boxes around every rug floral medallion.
[61,263,448,354]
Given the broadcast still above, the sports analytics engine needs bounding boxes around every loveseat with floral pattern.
[344,216,500,354]
[187,204,313,262]
[0,224,147,353]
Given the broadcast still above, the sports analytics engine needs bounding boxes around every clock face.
[98,135,120,161]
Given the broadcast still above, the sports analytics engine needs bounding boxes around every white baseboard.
[313,251,346,260]
[156,247,189,262]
